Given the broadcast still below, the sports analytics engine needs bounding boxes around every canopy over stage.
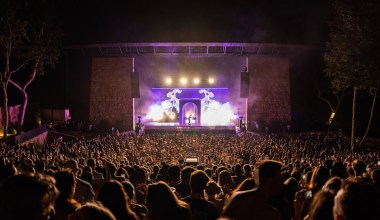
[65,42,314,58]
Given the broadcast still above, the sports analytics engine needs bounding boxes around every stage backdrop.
[88,56,290,131]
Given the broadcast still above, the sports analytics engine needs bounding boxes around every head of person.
[181,166,196,184]
[333,180,380,220]
[0,172,59,220]
[64,159,79,175]
[218,170,235,192]
[53,170,76,200]
[308,191,335,220]
[352,160,366,177]
[205,181,222,198]
[68,202,116,220]
[255,160,284,194]
[371,169,380,184]
[121,181,135,202]
[86,159,96,168]
[190,170,210,194]
[168,165,181,182]
[145,181,188,219]
[97,180,136,220]
[309,166,330,192]
[322,177,343,195]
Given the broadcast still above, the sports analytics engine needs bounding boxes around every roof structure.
[64,42,317,57]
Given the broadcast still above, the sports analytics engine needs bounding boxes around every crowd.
[0,131,379,220]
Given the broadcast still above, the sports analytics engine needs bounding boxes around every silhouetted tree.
[0,0,60,137]
[324,0,380,150]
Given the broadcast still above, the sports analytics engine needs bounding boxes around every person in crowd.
[87,158,104,179]
[306,190,335,220]
[168,165,181,189]
[0,163,17,184]
[97,180,138,220]
[218,170,235,201]
[205,181,224,213]
[0,172,59,220]
[53,171,81,220]
[321,177,343,194]
[145,181,191,220]
[222,160,284,220]
[183,170,220,220]
[176,166,195,199]
[333,179,380,220]
[232,164,246,185]
[63,159,95,204]
[130,167,148,205]
[122,180,148,219]
[351,159,367,178]
[68,202,116,220]
[371,169,380,193]
[308,166,330,194]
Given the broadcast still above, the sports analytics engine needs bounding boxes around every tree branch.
[315,84,334,112]
[23,61,39,90]
[10,63,24,74]
[9,79,23,91]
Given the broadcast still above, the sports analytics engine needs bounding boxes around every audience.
[0,131,379,220]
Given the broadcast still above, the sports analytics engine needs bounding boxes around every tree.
[0,0,60,137]
[315,83,347,126]
[324,0,380,150]
[0,4,27,141]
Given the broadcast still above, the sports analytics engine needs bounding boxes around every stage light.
[180,78,188,85]
[193,78,200,85]
[165,78,172,85]
[208,78,215,84]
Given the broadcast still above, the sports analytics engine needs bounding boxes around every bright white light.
[201,102,236,125]
[146,104,164,121]
[193,78,200,84]
[165,78,172,84]
[208,78,215,84]
[180,78,188,85]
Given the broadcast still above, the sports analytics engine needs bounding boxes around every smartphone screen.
[305,190,312,199]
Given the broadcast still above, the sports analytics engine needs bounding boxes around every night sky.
[53,0,331,45]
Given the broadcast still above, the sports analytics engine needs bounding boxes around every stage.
[143,122,237,133]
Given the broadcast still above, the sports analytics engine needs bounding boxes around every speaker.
[240,71,249,98]
[131,72,140,98]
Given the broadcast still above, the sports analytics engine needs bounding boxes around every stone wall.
[90,58,134,130]
[247,57,291,131]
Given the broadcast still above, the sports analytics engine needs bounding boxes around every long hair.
[309,166,330,192]
[145,181,190,220]
[97,180,137,220]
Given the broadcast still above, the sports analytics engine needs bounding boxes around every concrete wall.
[247,57,291,131]
[90,58,134,130]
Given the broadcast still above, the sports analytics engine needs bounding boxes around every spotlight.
[180,78,188,85]
[208,78,215,84]
[193,78,200,85]
[165,78,172,85]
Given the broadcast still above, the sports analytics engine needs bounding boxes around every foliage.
[0,0,61,135]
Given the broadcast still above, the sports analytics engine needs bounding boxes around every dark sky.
[53,0,331,45]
